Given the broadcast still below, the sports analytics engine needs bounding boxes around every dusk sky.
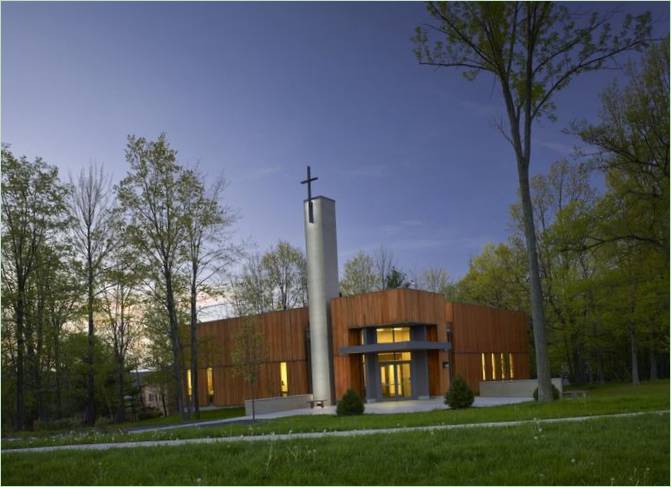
[3,1,669,282]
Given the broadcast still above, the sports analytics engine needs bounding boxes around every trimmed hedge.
[336,389,364,416]
[445,375,474,409]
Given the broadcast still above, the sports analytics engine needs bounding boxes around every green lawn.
[3,380,667,450]
[2,413,668,485]
[1,406,245,443]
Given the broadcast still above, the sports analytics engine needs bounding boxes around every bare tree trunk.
[15,288,26,430]
[629,323,640,385]
[115,356,125,423]
[517,161,554,400]
[165,270,188,420]
[190,270,200,419]
[650,347,658,380]
[85,245,96,426]
[54,328,63,419]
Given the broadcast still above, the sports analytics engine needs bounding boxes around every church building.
[190,173,530,407]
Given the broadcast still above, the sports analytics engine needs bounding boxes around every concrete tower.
[303,195,339,404]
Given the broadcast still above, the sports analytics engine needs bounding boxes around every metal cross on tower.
[301,165,318,223]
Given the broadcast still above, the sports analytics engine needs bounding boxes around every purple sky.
[3,1,669,281]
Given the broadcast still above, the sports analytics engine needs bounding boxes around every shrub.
[444,375,474,409]
[336,389,364,416]
[95,416,112,429]
[33,417,80,432]
[137,407,162,421]
[533,384,560,401]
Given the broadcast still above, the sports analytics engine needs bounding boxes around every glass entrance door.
[379,354,412,399]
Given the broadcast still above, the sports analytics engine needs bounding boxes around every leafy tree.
[69,164,115,425]
[385,266,411,289]
[374,245,396,289]
[116,134,192,420]
[419,267,458,300]
[231,316,266,422]
[261,241,307,310]
[340,251,377,296]
[457,242,528,311]
[181,169,239,418]
[1,148,70,429]
[228,253,275,316]
[413,1,651,400]
[100,235,145,423]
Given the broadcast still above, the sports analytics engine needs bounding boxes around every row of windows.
[481,352,515,381]
[186,362,290,400]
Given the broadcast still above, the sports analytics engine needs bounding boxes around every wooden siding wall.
[193,290,531,405]
[330,289,450,399]
[195,308,310,407]
[450,302,530,393]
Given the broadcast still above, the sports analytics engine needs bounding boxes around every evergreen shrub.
[336,389,364,416]
[444,375,475,409]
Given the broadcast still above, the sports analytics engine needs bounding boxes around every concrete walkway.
[4,410,666,454]
[127,396,531,434]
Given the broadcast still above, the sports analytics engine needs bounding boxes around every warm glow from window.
[481,353,486,381]
[500,353,506,379]
[378,352,411,362]
[280,362,288,396]
[207,367,214,396]
[491,353,496,380]
[509,353,515,379]
[376,327,410,343]
[186,370,192,397]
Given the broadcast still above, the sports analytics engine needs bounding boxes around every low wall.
[479,378,563,398]
[244,394,313,416]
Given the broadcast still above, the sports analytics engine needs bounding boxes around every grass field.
[2,412,668,485]
[3,380,668,450]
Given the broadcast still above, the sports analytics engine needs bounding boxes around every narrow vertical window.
[500,353,506,379]
[186,369,192,397]
[207,367,214,401]
[481,353,487,381]
[280,361,289,396]
[491,353,497,380]
[509,353,515,379]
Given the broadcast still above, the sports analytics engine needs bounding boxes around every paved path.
[3,410,667,454]
[128,396,530,434]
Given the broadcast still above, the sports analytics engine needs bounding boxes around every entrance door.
[380,362,412,399]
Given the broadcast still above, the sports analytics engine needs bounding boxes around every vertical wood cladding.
[195,307,310,407]
[195,289,530,406]
[450,302,530,393]
[330,290,530,398]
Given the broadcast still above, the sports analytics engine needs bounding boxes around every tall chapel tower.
[302,167,338,404]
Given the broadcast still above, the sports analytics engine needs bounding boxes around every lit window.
[280,362,289,396]
[207,367,214,397]
[491,353,496,380]
[500,353,506,379]
[481,353,486,381]
[186,370,192,397]
[376,327,411,343]
[509,353,515,379]
[378,352,411,362]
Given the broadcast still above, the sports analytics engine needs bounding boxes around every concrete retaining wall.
[479,378,563,398]
[244,394,313,416]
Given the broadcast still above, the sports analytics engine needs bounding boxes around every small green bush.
[336,389,364,416]
[533,384,560,401]
[95,416,112,429]
[33,417,81,432]
[137,407,162,420]
[445,375,474,409]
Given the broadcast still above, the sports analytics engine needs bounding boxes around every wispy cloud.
[378,219,424,237]
[339,164,388,178]
[237,165,283,182]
